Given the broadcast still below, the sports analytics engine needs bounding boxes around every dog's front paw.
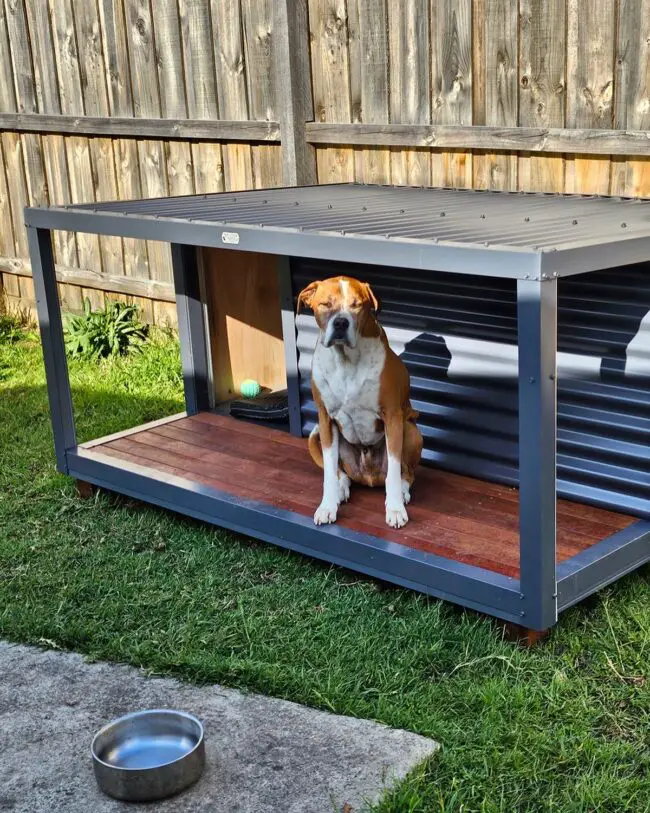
[401,480,411,505]
[314,501,338,525]
[386,503,409,529]
[338,474,351,503]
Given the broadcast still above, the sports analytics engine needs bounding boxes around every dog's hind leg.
[401,420,423,505]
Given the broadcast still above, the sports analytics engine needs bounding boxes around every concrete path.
[0,642,438,813]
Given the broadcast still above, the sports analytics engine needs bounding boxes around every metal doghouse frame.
[25,185,650,633]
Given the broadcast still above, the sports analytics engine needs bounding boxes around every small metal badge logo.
[221,231,240,245]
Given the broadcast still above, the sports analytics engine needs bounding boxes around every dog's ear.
[297,280,320,313]
[365,283,380,314]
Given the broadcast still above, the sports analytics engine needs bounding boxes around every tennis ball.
[240,379,261,398]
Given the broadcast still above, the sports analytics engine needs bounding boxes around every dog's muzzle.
[324,312,354,347]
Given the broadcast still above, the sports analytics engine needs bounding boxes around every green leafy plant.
[64,297,148,360]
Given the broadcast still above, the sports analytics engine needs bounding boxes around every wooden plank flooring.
[93,413,635,578]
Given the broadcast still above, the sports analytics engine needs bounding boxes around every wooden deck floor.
[92,412,635,578]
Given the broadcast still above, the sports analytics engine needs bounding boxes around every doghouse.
[26,184,650,638]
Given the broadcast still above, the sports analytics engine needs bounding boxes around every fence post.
[274,0,317,186]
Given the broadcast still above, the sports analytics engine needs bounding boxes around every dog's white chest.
[312,338,385,446]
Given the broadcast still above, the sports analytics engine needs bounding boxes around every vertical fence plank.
[114,137,150,281]
[431,0,472,187]
[241,0,275,121]
[19,133,48,308]
[472,0,490,188]
[50,0,102,279]
[179,1,217,195]
[0,1,17,112]
[137,139,173,281]
[237,0,273,186]
[566,0,615,194]
[212,1,254,193]
[352,0,390,183]
[25,2,60,113]
[192,142,224,193]
[6,0,52,307]
[23,3,78,283]
[73,0,125,279]
[212,0,248,119]
[166,140,195,196]
[153,0,187,119]
[43,134,79,290]
[223,143,254,190]
[0,132,29,257]
[566,0,615,129]
[614,0,650,198]
[519,0,566,193]
[92,137,125,278]
[124,0,172,283]
[252,145,283,187]
[309,0,354,183]
[72,0,110,114]
[2,133,29,258]
[479,0,517,189]
[0,136,18,301]
[274,0,316,185]
[179,0,218,119]
[4,0,37,112]
[98,0,149,283]
[388,0,430,186]
[98,0,133,116]
[310,0,351,116]
[431,0,472,125]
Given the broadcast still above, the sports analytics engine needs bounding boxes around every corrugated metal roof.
[26,184,650,279]
[67,183,650,252]
[66,184,650,250]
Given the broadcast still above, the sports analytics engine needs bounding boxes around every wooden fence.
[1,0,649,325]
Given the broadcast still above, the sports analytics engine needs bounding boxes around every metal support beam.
[28,226,76,473]
[557,521,650,611]
[171,243,211,415]
[278,257,302,436]
[517,278,558,630]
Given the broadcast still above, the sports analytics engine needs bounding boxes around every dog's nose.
[332,316,348,335]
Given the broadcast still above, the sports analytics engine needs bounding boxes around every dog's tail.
[308,425,324,470]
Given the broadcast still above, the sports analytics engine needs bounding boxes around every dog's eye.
[351,299,361,308]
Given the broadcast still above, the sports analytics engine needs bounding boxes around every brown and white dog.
[297,276,423,529]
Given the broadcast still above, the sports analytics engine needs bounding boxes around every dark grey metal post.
[171,243,210,415]
[278,256,303,436]
[517,278,558,631]
[28,226,77,473]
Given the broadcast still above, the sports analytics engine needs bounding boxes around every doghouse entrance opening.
[200,247,290,427]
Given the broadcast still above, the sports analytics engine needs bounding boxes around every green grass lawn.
[1,326,649,812]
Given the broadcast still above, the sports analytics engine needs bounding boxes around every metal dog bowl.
[91,709,205,802]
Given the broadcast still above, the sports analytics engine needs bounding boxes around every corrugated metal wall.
[293,259,650,520]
